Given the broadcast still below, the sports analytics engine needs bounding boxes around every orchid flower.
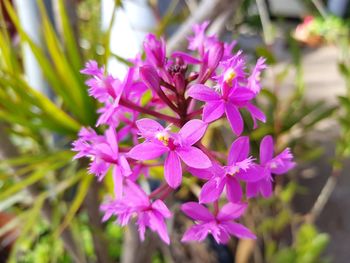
[73,22,295,245]
[128,118,211,188]
[101,180,171,244]
[247,135,296,198]
[181,202,255,244]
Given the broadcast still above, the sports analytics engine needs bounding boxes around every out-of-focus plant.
[0,0,126,262]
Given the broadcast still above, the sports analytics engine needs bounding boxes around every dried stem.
[305,167,340,224]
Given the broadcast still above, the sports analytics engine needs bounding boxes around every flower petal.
[105,127,119,155]
[152,200,172,218]
[260,135,274,164]
[246,182,259,199]
[181,202,214,221]
[222,221,256,239]
[203,100,225,123]
[229,87,255,102]
[177,146,211,169]
[217,202,247,221]
[164,151,182,188]
[226,177,243,203]
[112,166,123,199]
[236,165,264,182]
[187,167,213,180]
[245,102,266,129]
[260,179,273,198]
[225,103,243,136]
[181,224,210,242]
[199,177,225,203]
[178,119,207,145]
[148,211,170,244]
[187,84,221,102]
[136,118,164,138]
[128,142,168,160]
[228,136,250,165]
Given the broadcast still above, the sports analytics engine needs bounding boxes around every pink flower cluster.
[72,22,295,245]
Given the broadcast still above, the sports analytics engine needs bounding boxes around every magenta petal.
[246,102,266,128]
[260,135,274,164]
[222,221,256,239]
[260,179,273,198]
[148,211,170,244]
[105,127,119,155]
[199,177,225,203]
[203,101,225,123]
[125,179,149,206]
[187,167,213,180]
[246,182,259,198]
[112,166,123,199]
[128,142,168,160]
[178,119,207,146]
[217,203,247,221]
[181,202,214,221]
[228,136,250,165]
[270,148,295,174]
[181,224,209,242]
[176,146,211,169]
[236,165,264,182]
[226,177,243,203]
[140,65,160,92]
[187,84,221,102]
[229,87,255,102]
[118,155,132,177]
[136,118,164,138]
[152,200,172,218]
[225,103,243,135]
[172,51,201,64]
[164,151,182,188]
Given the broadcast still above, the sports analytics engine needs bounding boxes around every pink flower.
[187,83,265,135]
[247,57,266,94]
[101,180,171,244]
[187,21,218,55]
[144,33,166,68]
[128,119,211,188]
[247,135,295,198]
[181,202,256,244]
[190,137,263,203]
[72,126,131,198]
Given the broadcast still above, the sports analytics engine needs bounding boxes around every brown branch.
[305,168,341,224]
[84,180,113,263]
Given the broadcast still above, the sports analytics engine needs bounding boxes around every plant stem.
[213,201,219,216]
[120,99,181,126]
[149,183,169,199]
[187,108,203,118]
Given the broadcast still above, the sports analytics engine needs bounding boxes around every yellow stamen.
[224,68,237,85]
[156,132,169,146]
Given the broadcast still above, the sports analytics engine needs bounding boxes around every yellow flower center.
[156,132,169,146]
[224,68,237,85]
[227,166,240,176]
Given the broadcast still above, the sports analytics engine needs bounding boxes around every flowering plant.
[72,21,295,245]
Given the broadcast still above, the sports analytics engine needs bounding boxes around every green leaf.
[55,172,93,237]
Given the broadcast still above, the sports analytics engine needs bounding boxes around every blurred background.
[0,0,350,262]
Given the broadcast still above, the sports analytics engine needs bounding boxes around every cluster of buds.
[72,21,295,245]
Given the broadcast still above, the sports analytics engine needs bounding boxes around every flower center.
[227,165,240,176]
[269,162,277,169]
[224,68,237,85]
[156,131,170,146]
